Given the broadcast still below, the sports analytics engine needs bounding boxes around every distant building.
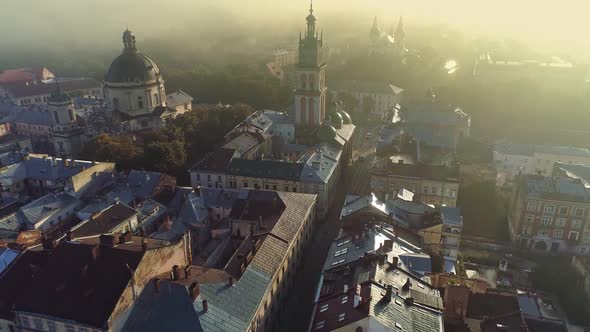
[401,98,470,152]
[509,174,590,255]
[368,16,406,57]
[474,52,588,97]
[104,30,192,131]
[0,67,54,85]
[0,154,115,199]
[71,201,139,238]
[329,80,404,116]
[0,78,102,107]
[371,161,460,207]
[494,143,590,179]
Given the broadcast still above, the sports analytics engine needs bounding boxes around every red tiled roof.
[3,78,101,98]
[0,67,48,84]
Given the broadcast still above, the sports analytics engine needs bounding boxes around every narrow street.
[278,157,372,331]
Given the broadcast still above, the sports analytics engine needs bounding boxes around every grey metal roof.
[329,80,403,95]
[125,170,162,199]
[523,175,590,202]
[398,253,432,277]
[0,248,19,274]
[123,281,204,332]
[0,156,95,186]
[300,144,341,184]
[18,192,80,227]
[368,284,443,332]
[166,90,193,109]
[441,206,463,227]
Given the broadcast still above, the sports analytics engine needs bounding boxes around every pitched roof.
[190,148,237,173]
[166,90,193,109]
[0,67,52,84]
[3,78,101,98]
[368,283,443,332]
[14,241,145,329]
[228,158,304,181]
[0,250,51,321]
[18,193,81,227]
[522,175,590,202]
[329,80,403,95]
[371,163,459,182]
[71,202,137,238]
[123,281,204,332]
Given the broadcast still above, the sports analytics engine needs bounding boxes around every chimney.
[153,278,160,293]
[91,245,100,261]
[99,234,116,247]
[189,282,200,302]
[171,265,179,280]
[119,231,132,244]
[378,253,387,265]
[65,231,72,241]
[383,239,393,252]
[138,228,145,237]
[228,277,234,287]
[42,237,57,250]
[383,285,393,302]
[184,266,191,278]
[404,297,414,305]
[141,238,148,251]
[202,299,208,313]
[402,278,412,292]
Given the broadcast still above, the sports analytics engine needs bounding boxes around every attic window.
[395,322,402,329]
[394,298,402,306]
[337,240,350,247]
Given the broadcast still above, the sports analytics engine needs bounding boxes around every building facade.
[370,162,460,207]
[294,3,327,127]
[509,174,590,255]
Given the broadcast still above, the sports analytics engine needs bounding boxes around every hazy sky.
[0,0,588,56]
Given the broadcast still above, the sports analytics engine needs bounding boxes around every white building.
[494,143,590,179]
[104,30,192,131]
[329,80,403,116]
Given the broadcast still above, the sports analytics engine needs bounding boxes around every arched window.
[309,74,315,90]
[300,74,306,90]
[53,111,59,124]
[113,97,120,111]
[308,98,314,125]
[137,96,144,109]
[300,97,307,124]
[153,93,159,106]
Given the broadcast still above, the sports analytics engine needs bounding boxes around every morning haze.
[0,1,589,332]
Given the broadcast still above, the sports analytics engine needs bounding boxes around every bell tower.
[294,0,327,127]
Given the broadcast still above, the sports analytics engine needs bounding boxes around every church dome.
[328,111,343,128]
[317,122,337,142]
[339,110,353,124]
[105,30,161,84]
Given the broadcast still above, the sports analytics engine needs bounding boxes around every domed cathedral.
[293,1,328,128]
[104,29,192,131]
[369,16,406,57]
[47,84,84,157]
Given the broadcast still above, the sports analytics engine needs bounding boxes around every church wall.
[104,83,165,117]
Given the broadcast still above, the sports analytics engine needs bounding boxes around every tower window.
[138,96,144,109]
[68,109,75,122]
[113,98,120,111]
[154,93,160,106]
[53,111,59,124]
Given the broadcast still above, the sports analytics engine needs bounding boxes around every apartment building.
[371,162,460,207]
[509,174,590,255]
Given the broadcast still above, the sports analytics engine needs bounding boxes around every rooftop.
[523,175,590,203]
[329,80,404,95]
[71,202,138,238]
[190,148,238,173]
[228,158,304,181]
[3,78,101,98]
[14,241,145,329]
[166,90,193,109]
[18,192,81,227]
[371,162,460,182]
